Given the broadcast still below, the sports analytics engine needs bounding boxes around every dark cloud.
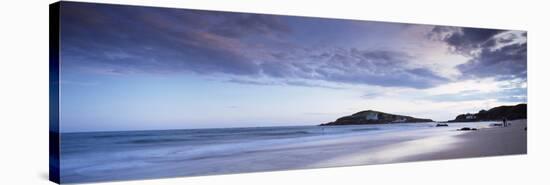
[208,45,447,89]
[61,2,449,89]
[304,49,449,89]
[60,2,283,76]
[457,43,527,80]
[432,26,506,55]
[498,33,517,44]
[431,26,527,81]
[236,47,452,89]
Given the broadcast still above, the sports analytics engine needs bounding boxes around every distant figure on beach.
[502,118,507,127]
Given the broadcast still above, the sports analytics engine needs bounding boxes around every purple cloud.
[62,2,519,89]
[431,26,527,81]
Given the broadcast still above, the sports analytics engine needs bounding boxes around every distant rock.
[457,127,477,131]
[448,103,526,122]
[436,123,449,127]
[320,110,433,126]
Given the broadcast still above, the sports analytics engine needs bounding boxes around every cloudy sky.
[59,2,527,132]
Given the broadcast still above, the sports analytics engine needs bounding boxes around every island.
[320,110,433,126]
[447,103,527,122]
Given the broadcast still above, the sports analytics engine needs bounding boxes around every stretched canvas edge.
[49,2,61,184]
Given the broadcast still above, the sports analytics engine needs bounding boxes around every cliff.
[320,110,433,126]
[448,103,527,122]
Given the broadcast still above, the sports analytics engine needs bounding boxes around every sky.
[58,2,527,132]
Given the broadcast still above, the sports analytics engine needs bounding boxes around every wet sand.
[402,119,527,162]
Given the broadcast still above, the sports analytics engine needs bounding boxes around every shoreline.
[401,119,527,162]
[60,120,527,183]
[306,119,526,168]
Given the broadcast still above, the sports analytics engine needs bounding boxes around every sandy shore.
[60,120,527,183]
[307,120,527,168]
[402,119,527,162]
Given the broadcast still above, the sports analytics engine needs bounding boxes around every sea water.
[59,121,497,183]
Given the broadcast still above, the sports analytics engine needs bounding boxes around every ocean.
[59,121,498,183]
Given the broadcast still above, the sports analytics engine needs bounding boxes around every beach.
[404,119,527,162]
[60,120,527,183]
